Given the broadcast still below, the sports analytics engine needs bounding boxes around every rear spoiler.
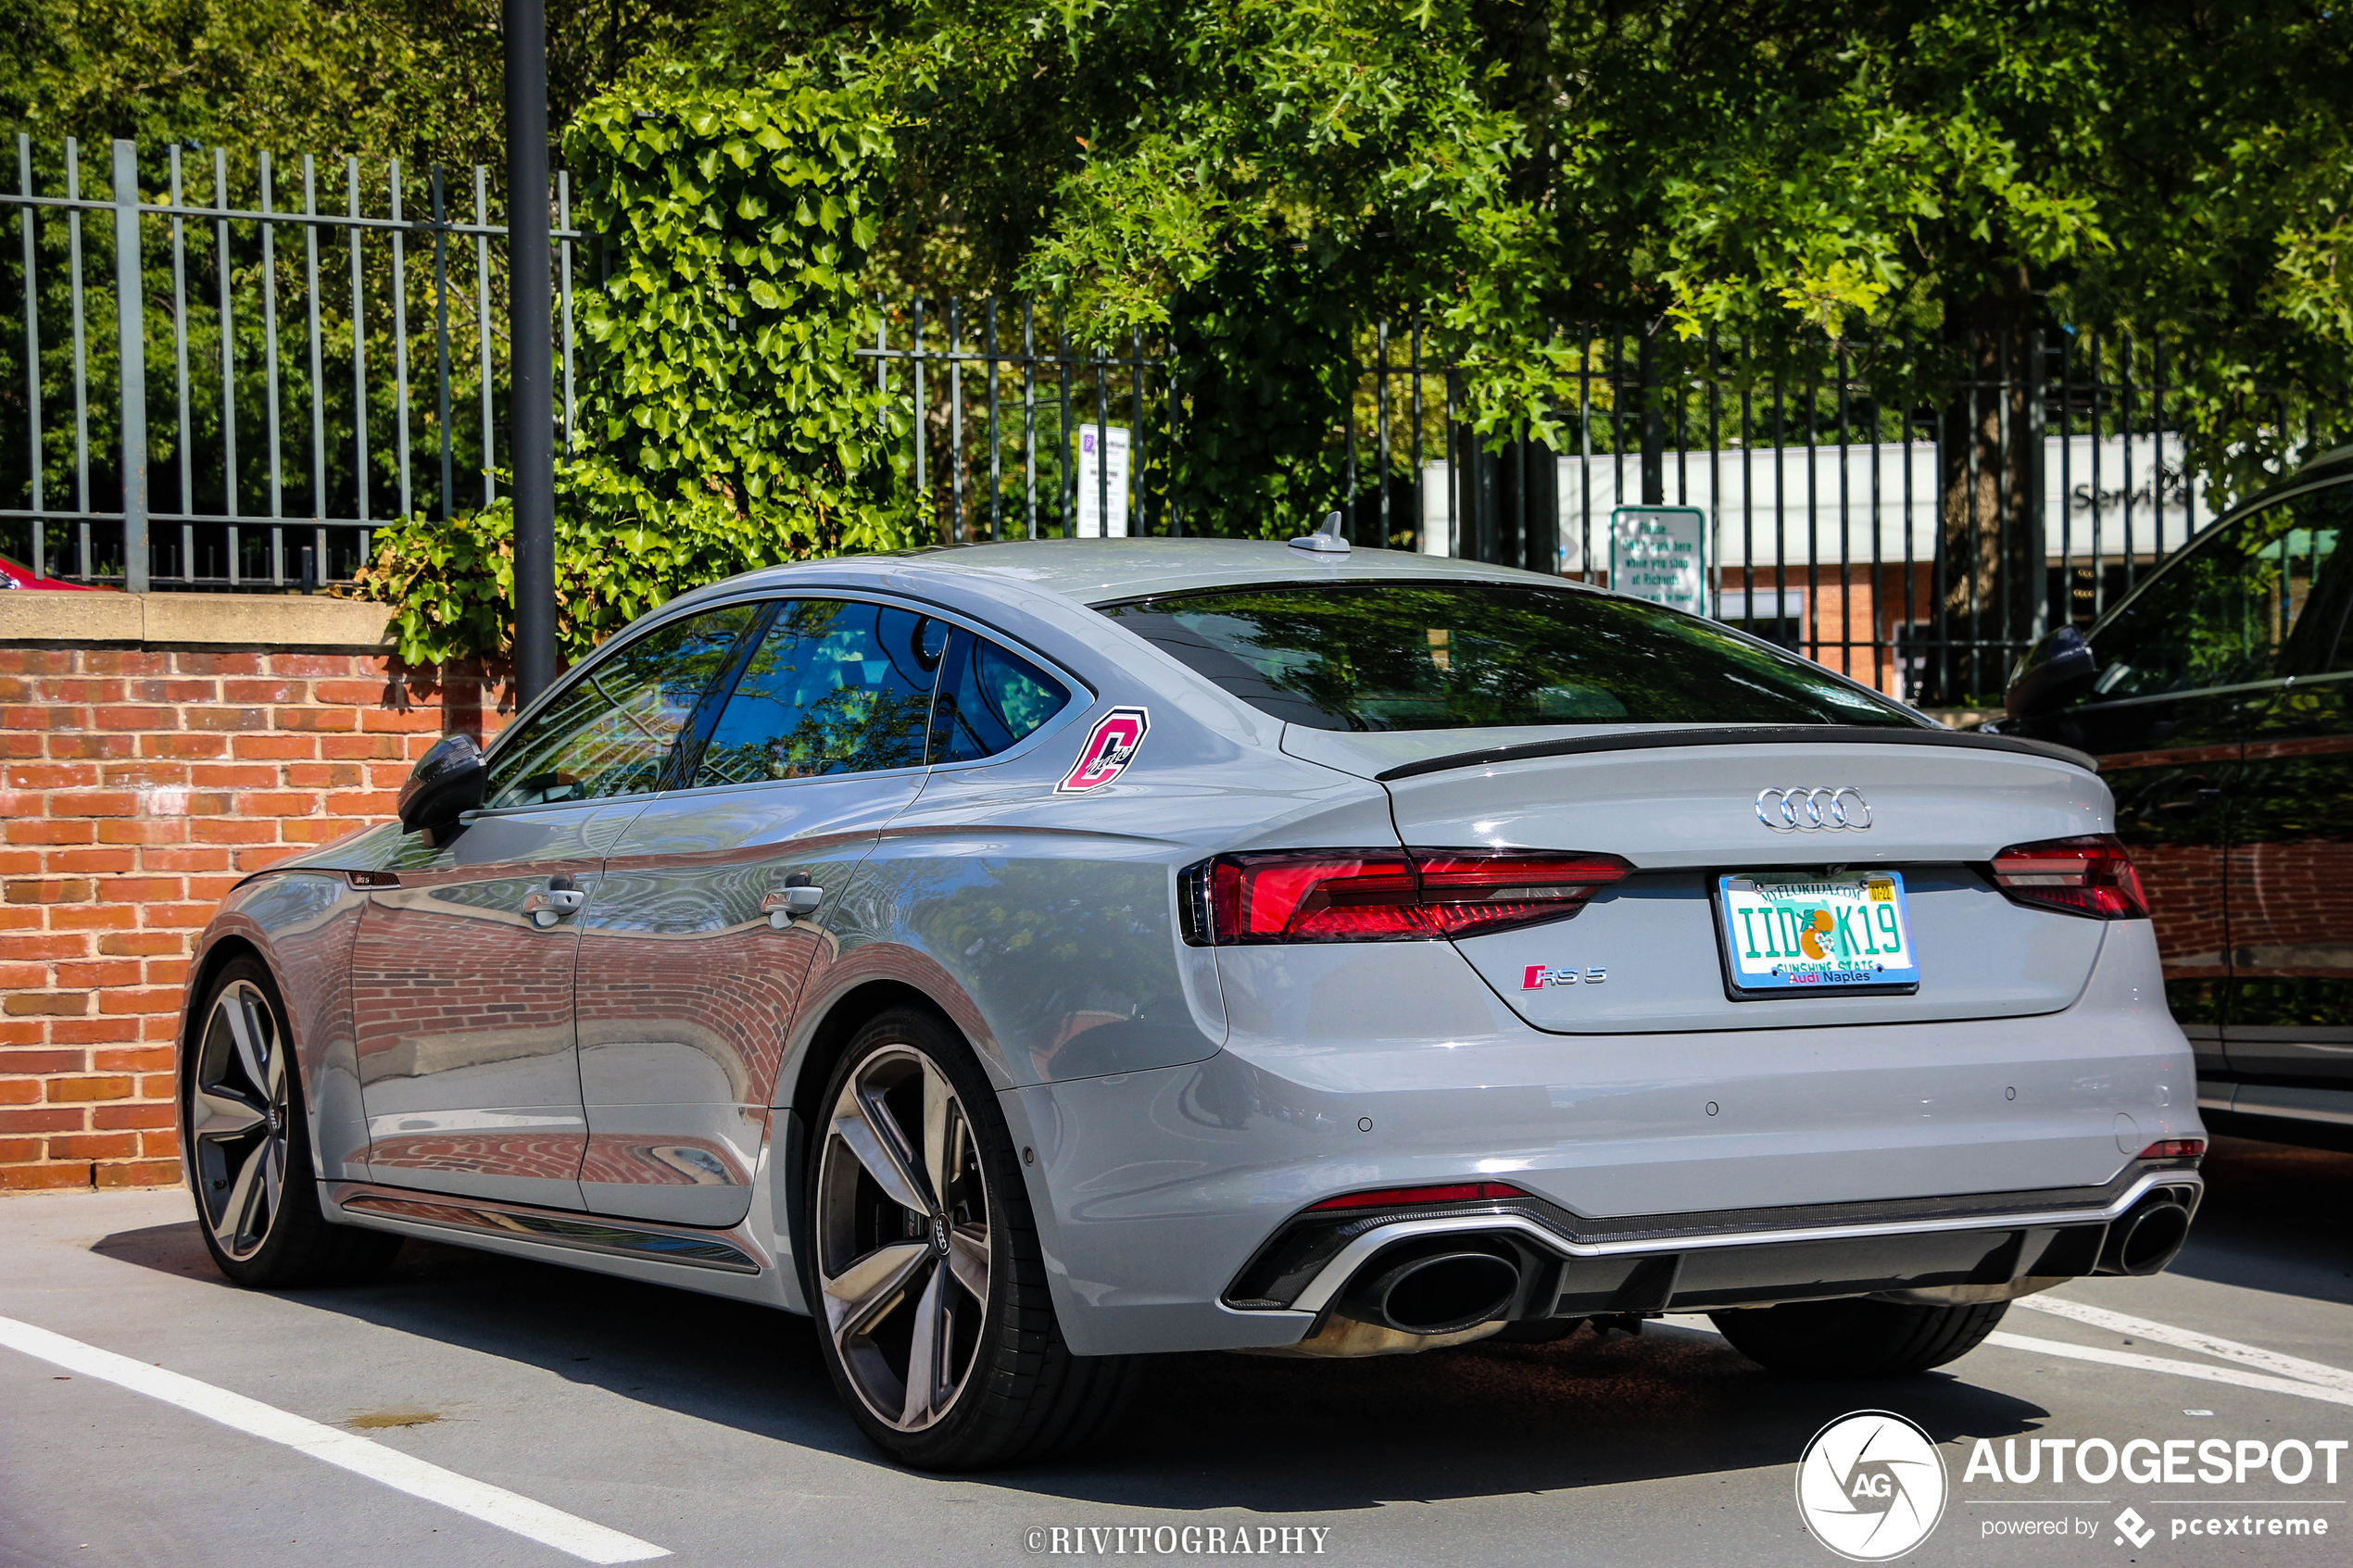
[1373,725,2098,783]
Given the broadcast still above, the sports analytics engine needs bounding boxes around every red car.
[0,551,107,590]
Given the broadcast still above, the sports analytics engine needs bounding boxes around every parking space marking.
[0,1313,669,1564]
[2014,1295,2353,1394]
[1982,1331,2353,1409]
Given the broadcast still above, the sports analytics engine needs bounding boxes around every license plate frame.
[1714,870,1922,999]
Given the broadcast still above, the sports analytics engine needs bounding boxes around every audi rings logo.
[1757,785,1873,833]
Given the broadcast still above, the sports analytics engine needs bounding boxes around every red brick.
[138,847,231,873]
[359,707,443,733]
[0,1107,83,1133]
[0,1137,40,1161]
[92,1101,175,1130]
[97,932,184,957]
[0,1163,94,1190]
[81,650,170,676]
[49,1015,141,1045]
[138,1129,182,1159]
[46,1075,132,1100]
[0,649,77,675]
[322,734,411,760]
[5,762,97,790]
[93,706,179,732]
[3,705,85,730]
[222,680,305,704]
[136,1072,174,1097]
[148,791,230,818]
[6,819,97,845]
[189,764,281,790]
[55,960,143,989]
[126,679,219,703]
[48,732,137,759]
[3,878,92,904]
[49,904,137,930]
[231,734,319,760]
[99,761,191,788]
[189,817,276,845]
[282,819,369,844]
[284,762,364,788]
[183,707,268,733]
[273,707,358,733]
[94,878,183,904]
[233,793,319,817]
[49,791,140,818]
[324,791,399,816]
[93,1046,174,1073]
[141,734,230,759]
[0,934,91,962]
[94,1158,180,1187]
[0,1048,85,1073]
[44,848,139,874]
[47,1132,139,1160]
[145,959,190,987]
[268,654,356,678]
[143,901,226,927]
[0,849,41,875]
[97,820,189,846]
[313,678,396,706]
[2,991,88,1016]
[0,1081,41,1105]
[234,846,310,872]
[99,990,181,1017]
[32,680,121,703]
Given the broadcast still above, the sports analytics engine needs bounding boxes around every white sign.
[1608,506,1708,614]
[1075,426,1131,538]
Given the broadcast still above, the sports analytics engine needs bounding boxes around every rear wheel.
[1710,1297,2008,1377]
[182,956,401,1288]
[805,1008,1138,1469]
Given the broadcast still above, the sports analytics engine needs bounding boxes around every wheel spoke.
[260,1136,284,1220]
[921,1060,953,1205]
[832,1093,931,1216]
[899,1263,950,1428]
[220,1147,267,1249]
[191,1085,265,1143]
[820,1241,931,1341]
[947,1223,988,1305]
[220,990,273,1100]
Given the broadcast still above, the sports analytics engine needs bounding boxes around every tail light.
[1990,834,2148,920]
[1308,1181,1529,1211]
[1180,847,1631,945]
[2139,1138,2206,1161]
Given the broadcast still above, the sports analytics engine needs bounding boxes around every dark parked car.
[1998,444,2353,1152]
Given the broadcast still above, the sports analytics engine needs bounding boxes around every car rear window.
[1095,581,1917,732]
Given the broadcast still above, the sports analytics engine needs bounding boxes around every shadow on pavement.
[91,1215,2046,1512]
[2165,1135,2353,1307]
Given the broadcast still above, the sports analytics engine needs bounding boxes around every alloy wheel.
[815,1044,993,1432]
[189,979,291,1262]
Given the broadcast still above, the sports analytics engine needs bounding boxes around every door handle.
[762,884,824,928]
[522,885,587,928]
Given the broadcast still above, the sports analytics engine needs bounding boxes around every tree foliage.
[356,68,909,664]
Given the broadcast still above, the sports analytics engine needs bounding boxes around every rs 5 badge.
[1523,965,1606,989]
[1059,706,1150,793]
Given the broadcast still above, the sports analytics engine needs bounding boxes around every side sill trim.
[1282,1170,2196,1315]
[337,1190,761,1274]
[1373,725,2097,783]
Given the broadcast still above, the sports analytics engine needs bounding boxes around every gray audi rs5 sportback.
[180,533,2206,1469]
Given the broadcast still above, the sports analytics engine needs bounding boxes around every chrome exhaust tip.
[2096,1193,2194,1277]
[1344,1248,1523,1336]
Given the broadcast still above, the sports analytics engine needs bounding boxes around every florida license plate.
[1717,872,1920,995]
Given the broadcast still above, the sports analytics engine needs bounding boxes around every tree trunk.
[1935,279,2043,705]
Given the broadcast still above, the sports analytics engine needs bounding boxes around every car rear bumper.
[1000,924,2200,1356]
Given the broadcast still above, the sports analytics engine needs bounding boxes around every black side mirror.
[397,733,486,836]
[2006,625,2098,720]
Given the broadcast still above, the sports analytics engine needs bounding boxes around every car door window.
[482,603,760,809]
[693,599,946,784]
[2088,493,2351,701]
[929,627,1073,762]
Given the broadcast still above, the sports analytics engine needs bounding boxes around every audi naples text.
[181,534,2204,1467]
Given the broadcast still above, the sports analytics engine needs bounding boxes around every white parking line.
[0,1314,668,1564]
[1982,1331,2353,1410]
[2013,1295,2353,1395]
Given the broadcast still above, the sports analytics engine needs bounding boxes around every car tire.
[182,955,401,1288]
[803,1007,1139,1470]
[1709,1297,2009,1377]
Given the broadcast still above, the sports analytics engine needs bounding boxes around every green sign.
[1608,506,1709,615]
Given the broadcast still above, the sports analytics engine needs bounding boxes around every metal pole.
[1639,319,1664,507]
[113,141,149,591]
[506,0,557,701]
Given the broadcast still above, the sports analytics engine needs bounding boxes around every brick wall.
[1,611,510,1192]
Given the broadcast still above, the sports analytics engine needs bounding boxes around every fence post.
[112,139,149,592]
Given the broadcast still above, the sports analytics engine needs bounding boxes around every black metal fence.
[2,132,2242,706]
[1,134,579,591]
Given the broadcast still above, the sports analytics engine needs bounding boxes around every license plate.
[1717,872,1920,995]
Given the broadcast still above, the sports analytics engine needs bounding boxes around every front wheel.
[182,955,400,1288]
[804,1008,1138,1469]
[1710,1297,2009,1377]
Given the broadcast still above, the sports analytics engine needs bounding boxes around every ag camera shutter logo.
[1796,1411,1948,1562]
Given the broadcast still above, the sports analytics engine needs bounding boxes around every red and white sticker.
[1058,706,1150,793]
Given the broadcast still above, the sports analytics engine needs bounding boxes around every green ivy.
[355,65,908,666]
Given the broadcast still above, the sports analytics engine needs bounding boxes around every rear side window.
[930,628,1072,762]
[482,602,759,809]
[1097,582,1913,732]
[694,599,946,784]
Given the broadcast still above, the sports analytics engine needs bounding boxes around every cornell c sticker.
[1058,706,1150,793]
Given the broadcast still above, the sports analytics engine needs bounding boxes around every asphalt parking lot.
[2,1136,2347,1568]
